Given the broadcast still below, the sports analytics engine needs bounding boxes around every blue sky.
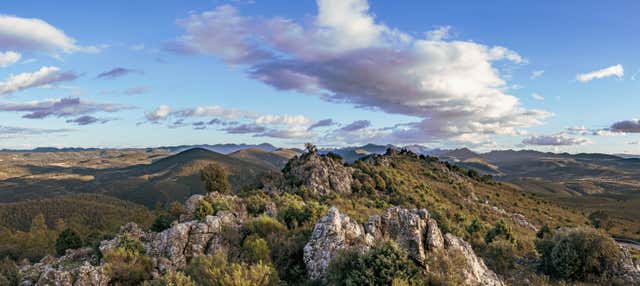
[0,0,639,153]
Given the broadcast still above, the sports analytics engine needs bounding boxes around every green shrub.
[326,241,424,285]
[244,216,287,239]
[242,235,271,263]
[485,220,515,244]
[150,213,175,232]
[141,271,197,286]
[483,239,516,275]
[186,253,279,286]
[536,227,622,281]
[194,200,214,220]
[201,163,231,194]
[0,257,18,286]
[104,233,153,285]
[245,193,271,216]
[55,228,83,255]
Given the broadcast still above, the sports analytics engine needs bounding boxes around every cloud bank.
[167,0,549,144]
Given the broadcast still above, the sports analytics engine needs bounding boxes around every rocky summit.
[304,206,504,285]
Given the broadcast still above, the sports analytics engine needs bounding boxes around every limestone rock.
[444,233,503,286]
[366,207,430,263]
[304,206,504,286]
[283,152,353,195]
[19,248,109,286]
[303,207,372,280]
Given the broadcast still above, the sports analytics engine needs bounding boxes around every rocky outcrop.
[617,245,640,284]
[444,234,502,286]
[20,193,246,285]
[303,207,374,279]
[19,248,109,286]
[304,207,504,285]
[283,151,353,195]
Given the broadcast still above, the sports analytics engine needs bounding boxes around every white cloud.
[0,51,20,68]
[522,133,591,146]
[0,66,77,95]
[0,15,99,54]
[531,93,544,100]
[576,64,624,82]
[426,26,451,41]
[530,70,544,79]
[255,114,311,126]
[168,0,549,144]
[145,105,171,122]
[174,105,256,119]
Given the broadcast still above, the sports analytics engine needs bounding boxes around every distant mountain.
[441,148,479,161]
[0,147,101,153]
[230,148,301,170]
[0,148,275,207]
[159,143,279,154]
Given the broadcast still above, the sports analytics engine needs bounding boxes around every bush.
[150,213,175,232]
[186,253,279,286]
[242,235,271,263]
[536,227,622,281]
[141,271,197,286]
[244,193,271,216]
[201,163,231,194]
[485,220,515,244]
[326,241,424,285]
[244,216,287,239]
[194,200,214,221]
[483,239,516,275]
[0,257,18,286]
[104,234,153,285]
[55,228,83,255]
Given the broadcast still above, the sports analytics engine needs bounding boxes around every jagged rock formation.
[304,206,504,285]
[19,193,245,285]
[619,245,640,283]
[283,151,353,195]
[19,248,109,286]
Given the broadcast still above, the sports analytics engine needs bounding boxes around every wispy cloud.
[576,64,624,82]
[0,66,78,95]
[96,67,142,80]
[522,133,591,146]
[0,97,129,119]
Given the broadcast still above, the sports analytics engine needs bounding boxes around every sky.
[0,0,639,153]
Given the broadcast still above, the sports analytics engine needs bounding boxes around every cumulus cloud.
[308,118,335,130]
[609,119,640,133]
[0,97,128,119]
[145,105,171,122]
[0,15,99,54]
[576,64,624,82]
[530,70,544,79]
[168,0,549,144]
[0,66,77,95]
[522,133,591,146]
[531,93,544,100]
[96,67,142,80]
[65,115,112,125]
[0,51,20,68]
